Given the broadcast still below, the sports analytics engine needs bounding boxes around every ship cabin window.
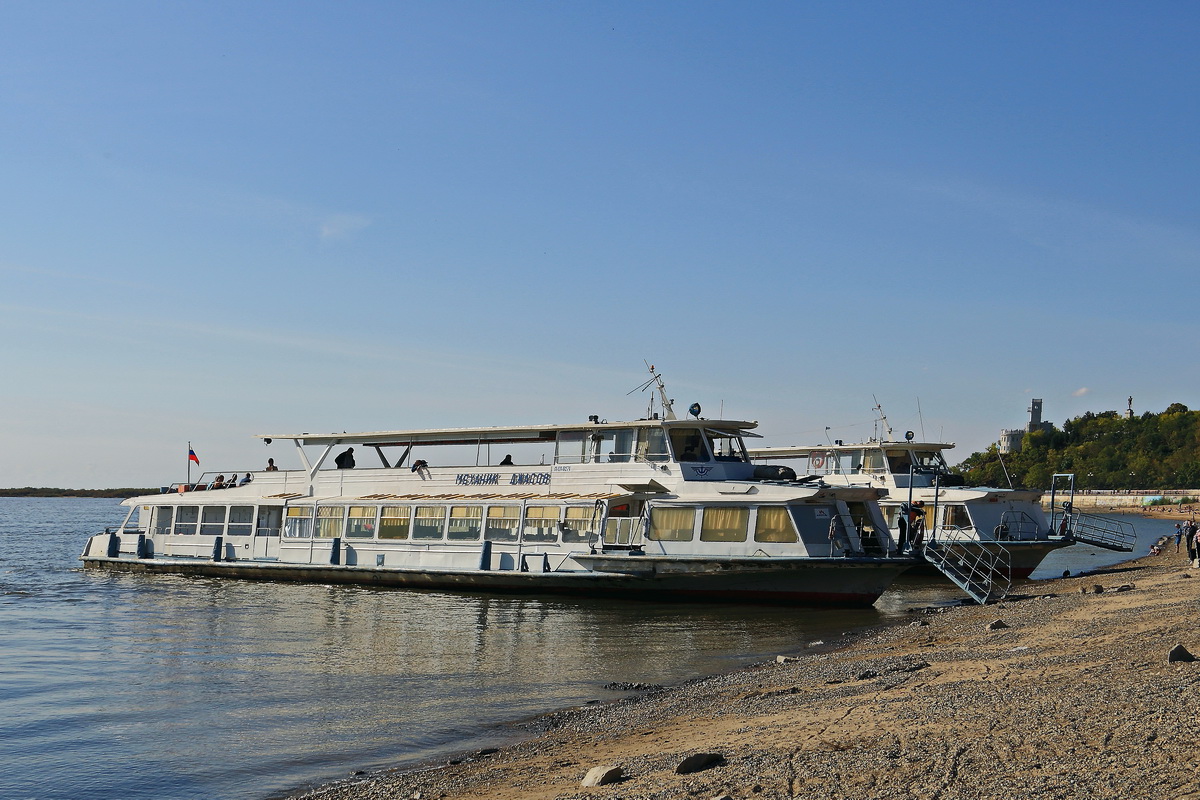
[669,428,710,462]
[592,428,635,463]
[648,507,696,541]
[378,506,411,539]
[174,505,199,536]
[754,506,798,543]
[862,450,886,473]
[561,507,594,543]
[316,507,345,538]
[523,506,560,542]
[636,426,669,462]
[228,506,254,536]
[700,507,749,542]
[913,451,948,471]
[708,431,749,463]
[412,506,447,539]
[284,506,314,538]
[555,431,587,464]
[152,506,173,536]
[485,506,521,541]
[199,506,225,536]
[943,504,972,530]
[448,506,483,540]
[346,506,376,538]
[885,450,913,474]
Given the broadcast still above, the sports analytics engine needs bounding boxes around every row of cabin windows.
[553,427,749,465]
[287,504,596,542]
[646,505,799,543]
[154,503,595,542]
[157,504,598,543]
[154,503,806,545]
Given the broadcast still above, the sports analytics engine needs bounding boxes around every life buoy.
[811,454,826,469]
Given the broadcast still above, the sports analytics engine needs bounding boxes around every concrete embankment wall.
[1039,490,1200,511]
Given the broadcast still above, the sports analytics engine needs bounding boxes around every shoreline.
[291,542,1198,800]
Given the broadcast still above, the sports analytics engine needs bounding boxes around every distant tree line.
[0,487,156,498]
[955,403,1199,490]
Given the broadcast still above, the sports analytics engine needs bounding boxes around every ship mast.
[871,396,893,442]
[631,362,677,420]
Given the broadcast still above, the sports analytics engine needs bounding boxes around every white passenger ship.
[749,430,1089,580]
[81,400,923,607]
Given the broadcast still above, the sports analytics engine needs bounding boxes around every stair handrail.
[922,537,1012,604]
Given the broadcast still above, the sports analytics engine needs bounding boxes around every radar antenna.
[627,361,677,420]
[871,396,894,442]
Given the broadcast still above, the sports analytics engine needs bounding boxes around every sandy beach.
[297,546,1200,800]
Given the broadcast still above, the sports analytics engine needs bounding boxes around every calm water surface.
[0,499,1163,800]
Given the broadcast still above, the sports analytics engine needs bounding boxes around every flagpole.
[187,440,192,487]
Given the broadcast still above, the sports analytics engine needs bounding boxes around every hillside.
[955,402,1199,489]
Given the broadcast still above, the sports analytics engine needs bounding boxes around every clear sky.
[3,1,1198,489]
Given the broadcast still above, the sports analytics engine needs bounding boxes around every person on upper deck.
[499,454,514,466]
[334,448,355,469]
[212,475,225,489]
[238,473,252,486]
[265,458,279,471]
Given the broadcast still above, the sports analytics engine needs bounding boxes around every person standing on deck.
[335,448,355,469]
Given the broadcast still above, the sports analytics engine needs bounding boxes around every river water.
[0,498,1165,800]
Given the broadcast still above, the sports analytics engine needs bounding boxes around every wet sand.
[295,547,1200,800]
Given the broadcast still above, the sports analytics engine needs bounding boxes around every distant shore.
[296,544,1198,800]
[0,488,154,498]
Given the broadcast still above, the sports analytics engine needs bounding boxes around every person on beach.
[1188,520,1199,560]
[1175,523,1184,553]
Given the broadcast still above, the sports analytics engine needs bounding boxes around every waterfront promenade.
[303,546,1200,800]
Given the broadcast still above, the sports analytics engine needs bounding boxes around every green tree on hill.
[954,403,1200,490]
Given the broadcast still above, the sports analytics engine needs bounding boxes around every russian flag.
[188,448,200,465]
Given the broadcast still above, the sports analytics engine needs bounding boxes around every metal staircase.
[921,533,1012,604]
[1048,473,1137,552]
[1055,509,1137,551]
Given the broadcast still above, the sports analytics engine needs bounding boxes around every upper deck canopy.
[748,440,953,460]
[258,418,760,448]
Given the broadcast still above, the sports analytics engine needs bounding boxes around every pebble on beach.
[1168,644,1196,663]
[581,765,623,787]
[675,752,724,774]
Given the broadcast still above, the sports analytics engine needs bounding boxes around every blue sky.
[3,1,1198,488]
